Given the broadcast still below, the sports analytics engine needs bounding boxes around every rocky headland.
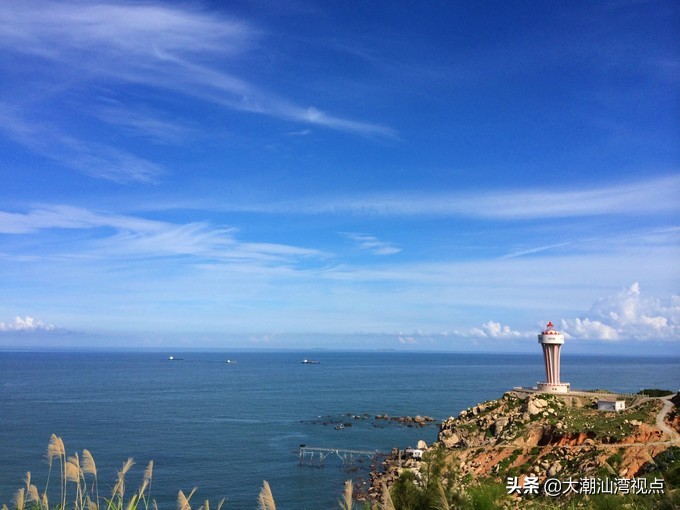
[369,390,680,507]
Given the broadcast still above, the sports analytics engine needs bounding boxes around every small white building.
[405,448,423,460]
[597,399,626,412]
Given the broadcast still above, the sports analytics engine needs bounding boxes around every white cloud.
[0,316,56,332]
[459,284,679,343]
[104,222,323,262]
[561,283,679,341]
[561,318,619,340]
[343,232,401,255]
[0,205,166,234]
[500,242,571,259]
[398,336,416,344]
[458,321,525,339]
[0,204,325,263]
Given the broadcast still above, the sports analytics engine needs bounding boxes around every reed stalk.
[380,484,396,510]
[434,481,451,510]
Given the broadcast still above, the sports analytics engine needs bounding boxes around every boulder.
[493,417,510,436]
[441,432,462,448]
[547,461,562,477]
[527,398,548,415]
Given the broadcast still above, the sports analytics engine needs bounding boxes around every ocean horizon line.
[1,347,678,359]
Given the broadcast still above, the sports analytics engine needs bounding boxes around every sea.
[1,351,678,509]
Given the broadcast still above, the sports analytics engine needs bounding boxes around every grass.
[3,435,373,510]
[1,435,224,510]
[558,399,661,441]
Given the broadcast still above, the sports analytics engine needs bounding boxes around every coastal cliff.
[370,390,680,508]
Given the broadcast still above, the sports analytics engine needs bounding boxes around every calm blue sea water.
[1,351,678,509]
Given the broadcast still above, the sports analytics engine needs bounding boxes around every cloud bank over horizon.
[3,283,677,349]
[457,283,679,343]
[561,283,679,342]
[0,316,57,333]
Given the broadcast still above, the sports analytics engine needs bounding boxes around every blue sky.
[0,0,678,353]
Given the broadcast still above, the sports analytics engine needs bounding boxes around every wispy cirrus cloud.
[500,242,571,260]
[0,105,163,183]
[0,1,394,139]
[102,223,323,262]
[95,102,196,144]
[237,174,679,219]
[0,205,165,234]
[342,232,401,255]
[0,204,324,263]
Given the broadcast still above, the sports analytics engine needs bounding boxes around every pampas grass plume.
[143,461,153,483]
[65,454,83,483]
[26,485,39,504]
[177,488,196,510]
[257,481,275,510]
[47,435,65,464]
[113,458,135,499]
[140,460,153,499]
[82,450,97,478]
[13,488,25,510]
[86,495,97,510]
[22,473,39,504]
[177,491,191,510]
[338,480,353,510]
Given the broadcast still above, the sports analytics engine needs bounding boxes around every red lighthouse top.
[542,321,558,334]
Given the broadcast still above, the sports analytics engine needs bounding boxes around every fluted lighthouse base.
[537,382,570,393]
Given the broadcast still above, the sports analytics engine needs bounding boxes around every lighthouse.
[537,322,570,393]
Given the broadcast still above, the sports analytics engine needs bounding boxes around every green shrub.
[638,389,674,397]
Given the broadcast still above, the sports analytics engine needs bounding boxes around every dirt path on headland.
[656,395,680,442]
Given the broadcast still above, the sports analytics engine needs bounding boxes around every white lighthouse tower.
[537,321,570,393]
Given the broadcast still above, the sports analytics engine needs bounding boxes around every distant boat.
[226,359,237,364]
[301,358,320,364]
[168,355,183,361]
